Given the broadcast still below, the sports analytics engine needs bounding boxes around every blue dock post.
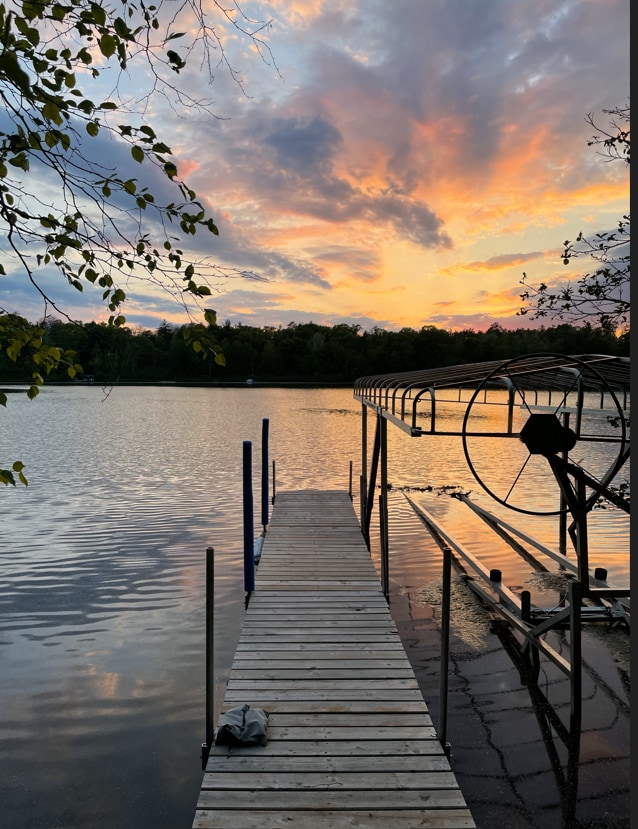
[261,418,269,531]
[243,440,255,601]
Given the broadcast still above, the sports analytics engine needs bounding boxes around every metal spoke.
[504,369,533,416]
[457,353,627,516]
[503,453,533,505]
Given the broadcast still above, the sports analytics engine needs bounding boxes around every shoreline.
[0,380,355,389]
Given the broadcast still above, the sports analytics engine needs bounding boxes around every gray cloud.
[194,109,452,250]
[3,0,628,331]
[263,115,343,172]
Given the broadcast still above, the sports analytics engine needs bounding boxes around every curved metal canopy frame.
[355,352,630,749]
[354,352,630,517]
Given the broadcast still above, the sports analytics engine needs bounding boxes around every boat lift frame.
[353,353,630,742]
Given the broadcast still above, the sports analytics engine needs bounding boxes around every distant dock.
[193,489,475,828]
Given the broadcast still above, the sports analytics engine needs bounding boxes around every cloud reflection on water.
[0,385,630,828]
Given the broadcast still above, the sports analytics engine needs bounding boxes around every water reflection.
[382,484,629,828]
[493,617,630,829]
[0,385,630,828]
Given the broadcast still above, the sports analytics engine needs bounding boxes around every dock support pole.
[439,545,452,757]
[243,441,255,602]
[363,418,381,548]
[201,546,215,769]
[360,404,368,528]
[379,493,388,600]
[379,415,389,600]
[261,418,269,532]
[569,579,583,732]
[558,412,570,555]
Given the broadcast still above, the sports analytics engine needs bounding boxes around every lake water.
[0,385,630,828]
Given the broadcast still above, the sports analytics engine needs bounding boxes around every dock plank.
[192,490,476,829]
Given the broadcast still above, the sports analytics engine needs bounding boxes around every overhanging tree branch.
[1,0,277,483]
[519,105,630,333]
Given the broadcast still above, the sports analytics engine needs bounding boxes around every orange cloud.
[442,251,546,276]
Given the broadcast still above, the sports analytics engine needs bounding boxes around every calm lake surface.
[0,385,630,829]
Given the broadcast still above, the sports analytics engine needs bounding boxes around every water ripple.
[0,386,630,829]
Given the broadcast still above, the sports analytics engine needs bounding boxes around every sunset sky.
[3,0,631,333]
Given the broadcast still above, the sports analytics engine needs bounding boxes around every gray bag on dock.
[214,703,269,746]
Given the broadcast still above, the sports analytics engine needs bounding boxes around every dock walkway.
[193,489,476,828]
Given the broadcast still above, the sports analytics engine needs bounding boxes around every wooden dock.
[193,489,476,828]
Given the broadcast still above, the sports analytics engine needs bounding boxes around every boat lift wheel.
[460,353,628,516]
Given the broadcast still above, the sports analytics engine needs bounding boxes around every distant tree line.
[0,318,628,385]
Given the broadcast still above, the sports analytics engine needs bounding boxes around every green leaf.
[25,26,40,47]
[99,34,117,58]
[86,121,99,137]
[0,52,32,96]
[9,152,30,172]
[113,17,128,37]
[52,4,68,22]
[22,1,41,21]
[166,50,184,69]
[131,145,144,163]
[42,101,63,125]
[0,469,16,486]
[91,3,107,26]
[12,461,29,486]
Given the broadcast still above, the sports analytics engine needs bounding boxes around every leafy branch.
[519,105,630,333]
[1,0,276,483]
